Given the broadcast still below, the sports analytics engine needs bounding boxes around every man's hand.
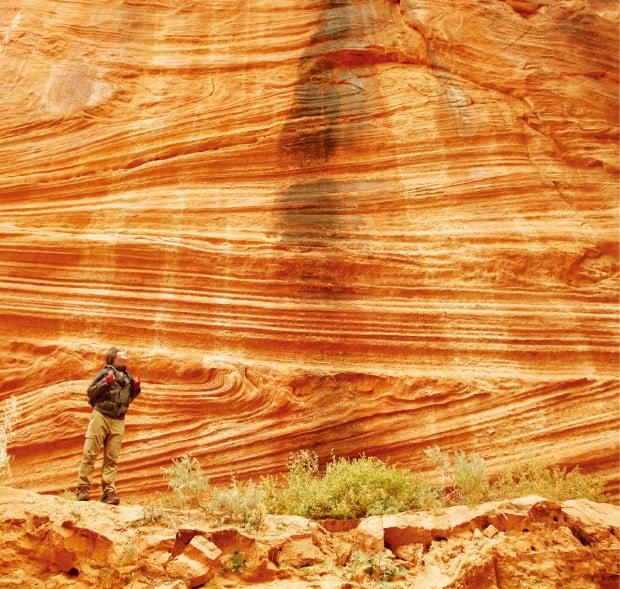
[105,372,115,385]
[133,377,141,392]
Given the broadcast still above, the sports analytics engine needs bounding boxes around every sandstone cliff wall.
[0,0,618,498]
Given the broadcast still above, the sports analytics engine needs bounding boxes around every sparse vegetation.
[161,447,606,525]
[117,540,139,580]
[207,475,265,531]
[60,489,78,501]
[343,550,407,585]
[0,396,20,479]
[321,453,439,517]
[130,503,166,527]
[120,540,138,560]
[424,446,606,505]
[489,461,606,503]
[260,450,321,518]
[300,560,329,581]
[101,539,139,586]
[162,454,209,508]
[261,451,439,519]
[226,548,246,573]
[424,445,489,507]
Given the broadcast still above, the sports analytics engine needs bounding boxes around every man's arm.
[87,368,112,405]
[130,376,141,401]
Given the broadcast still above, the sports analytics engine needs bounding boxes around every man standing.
[76,347,141,504]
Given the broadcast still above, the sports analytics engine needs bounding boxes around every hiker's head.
[105,347,127,370]
[114,351,128,371]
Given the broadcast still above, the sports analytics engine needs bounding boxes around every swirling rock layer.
[0,0,618,498]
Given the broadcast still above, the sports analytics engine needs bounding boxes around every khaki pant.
[77,410,125,491]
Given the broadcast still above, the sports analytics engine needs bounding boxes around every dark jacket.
[87,365,140,420]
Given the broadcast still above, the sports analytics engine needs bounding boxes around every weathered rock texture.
[0,1,618,497]
[0,487,618,588]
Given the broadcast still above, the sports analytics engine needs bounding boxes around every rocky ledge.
[1,0,619,503]
[0,486,618,588]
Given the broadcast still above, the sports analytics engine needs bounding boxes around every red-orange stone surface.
[0,0,618,499]
[1,487,618,588]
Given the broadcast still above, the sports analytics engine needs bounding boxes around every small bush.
[343,550,407,584]
[424,445,489,507]
[261,451,439,519]
[130,503,165,527]
[261,450,322,518]
[207,476,265,531]
[321,455,439,518]
[424,446,606,506]
[0,396,20,479]
[162,454,209,508]
[226,548,246,573]
[60,489,77,501]
[452,451,489,506]
[490,461,606,503]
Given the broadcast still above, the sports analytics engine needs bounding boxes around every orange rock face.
[0,488,618,588]
[0,1,618,498]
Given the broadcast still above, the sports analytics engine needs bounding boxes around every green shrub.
[207,476,265,531]
[452,450,489,506]
[226,548,246,573]
[423,445,489,507]
[490,461,606,502]
[424,446,606,506]
[163,448,606,522]
[261,451,439,519]
[162,454,209,508]
[343,550,407,584]
[321,455,439,518]
[261,450,323,518]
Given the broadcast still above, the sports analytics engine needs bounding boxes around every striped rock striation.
[0,0,618,499]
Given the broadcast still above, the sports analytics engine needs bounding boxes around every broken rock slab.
[165,535,221,588]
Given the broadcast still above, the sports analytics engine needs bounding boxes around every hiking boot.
[76,486,90,501]
[101,488,120,505]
